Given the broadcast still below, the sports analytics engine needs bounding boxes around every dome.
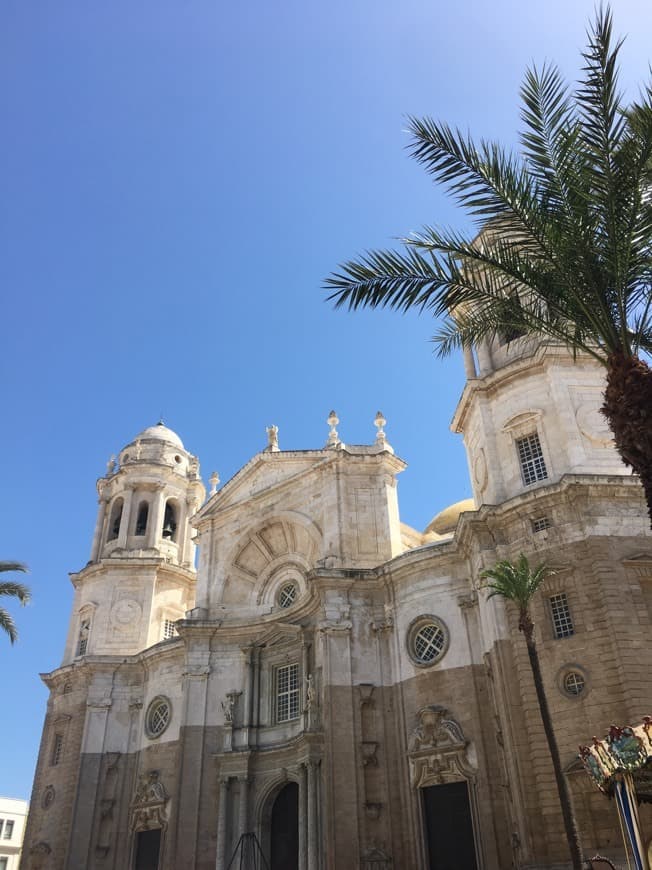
[133,421,184,450]
[425,498,476,536]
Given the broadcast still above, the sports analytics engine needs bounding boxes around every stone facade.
[21,343,652,869]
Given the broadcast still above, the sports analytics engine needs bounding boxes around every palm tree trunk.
[603,351,652,527]
[523,628,584,870]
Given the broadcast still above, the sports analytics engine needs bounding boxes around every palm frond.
[325,247,450,313]
[481,554,553,612]
[0,561,28,574]
[0,582,31,605]
[0,609,18,645]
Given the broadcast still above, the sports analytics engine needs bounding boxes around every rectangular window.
[276,663,300,723]
[51,733,63,766]
[163,619,176,640]
[4,820,14,839]
[549,593,574,639]
[532,516,552,533]
[77,617,91,656]
[516,433,548,486]
[0,856,7,870]
[0,820,4,838]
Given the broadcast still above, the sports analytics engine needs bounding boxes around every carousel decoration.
[579,718,652,870]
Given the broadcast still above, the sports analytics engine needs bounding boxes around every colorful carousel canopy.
[579,719,652,802]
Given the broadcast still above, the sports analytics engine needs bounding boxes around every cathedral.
[21,335,652,869]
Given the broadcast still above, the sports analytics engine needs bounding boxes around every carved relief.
[473,448,488,492]
[95,752,121,859]
[408,705,476,789]
[41,785,55,810]
[575,400,613,447]
[361,844,393,869]
[131,770,169,832]
[361,741,379,767]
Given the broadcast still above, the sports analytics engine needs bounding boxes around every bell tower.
[62,422,205,663]
[453,337,626,507]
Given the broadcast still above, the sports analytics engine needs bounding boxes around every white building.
[0,799,28,870]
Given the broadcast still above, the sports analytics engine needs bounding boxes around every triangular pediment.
[194,450,332,523]
[254,622,303,647]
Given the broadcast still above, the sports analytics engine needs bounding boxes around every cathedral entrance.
[270,782,299,870]
[422,781,478,870]
[133,828,162,870]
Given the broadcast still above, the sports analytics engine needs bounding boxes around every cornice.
[451,344,596,433]
[70,557,197,587]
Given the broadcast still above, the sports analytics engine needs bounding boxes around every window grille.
[516,433,548,486]
[532,516,552,533]
[277,583,298,609]
[4,821,13,840]
[77,618,91,656]
[51,734,63,766]
[549,593,574,638]
[163,619,177,640]
[146,697,171,738]
[563,671,585,696]
[276,663,300,723]
[413,623,446,663]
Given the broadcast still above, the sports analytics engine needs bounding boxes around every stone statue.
[134,770,167,805]
[305,674,316,711]
[221,695,235,723]
[266,425,279,451]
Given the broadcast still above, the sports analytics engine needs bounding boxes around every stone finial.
[265,424,280,452]
[106,455,116,475]
[326,410,340,447]
[209,471,220,495]
[374,411,393,453]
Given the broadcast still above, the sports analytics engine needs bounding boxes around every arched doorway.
[270,782,298,870]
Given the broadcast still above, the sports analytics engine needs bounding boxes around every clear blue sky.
[2,0,651,800]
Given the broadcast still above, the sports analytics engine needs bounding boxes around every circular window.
[174,455,182,464]
[558,665,589,699]
[145,696,172,738]
[277,583,298,608]
[563,671,586,697]
[407,616,449,667]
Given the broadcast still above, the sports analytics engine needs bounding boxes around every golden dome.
[425,498,476,536]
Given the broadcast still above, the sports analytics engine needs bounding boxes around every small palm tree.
[481,555,583,870]
[326,8,652,525]
[0,561,31,645]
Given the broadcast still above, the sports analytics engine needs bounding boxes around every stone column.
[240,646,254,749]
[90,497,108,562]
[175,498,188,564]
[476,339,494,376]
[463,345,477,378]
[307,760,319,870]
[117,486,134,547]
[299,764,308,870]
[215,777,230,870]
[146,488,165,549]
[238,776,249,836]
[174,662,211,867]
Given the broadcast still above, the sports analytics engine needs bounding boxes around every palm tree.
[481,555,584,870]
[326,8,652,524]
[0,561,31,645]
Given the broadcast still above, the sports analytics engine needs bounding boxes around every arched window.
[77,615,91,656]
[135,501,149,536]
[162,501,178,542]
[107,498,123,541]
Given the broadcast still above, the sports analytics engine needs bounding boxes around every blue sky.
[2,0,651,800]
